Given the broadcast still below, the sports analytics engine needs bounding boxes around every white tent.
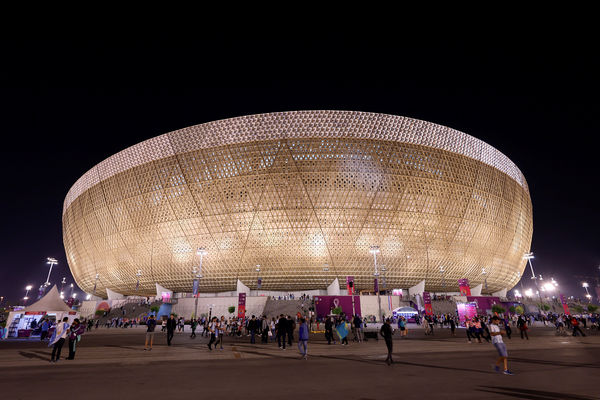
[2,285,79,339]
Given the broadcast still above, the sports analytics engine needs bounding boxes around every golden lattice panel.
[62,111,533,297]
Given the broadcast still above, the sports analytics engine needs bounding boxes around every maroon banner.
[422,291,433,315]
[559,293,570,315]
[374,278,379,293]
[346,276,354,295]
[458,279,471,296]
[237,293,246,319]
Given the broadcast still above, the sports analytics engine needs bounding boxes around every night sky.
[1,27,598,304]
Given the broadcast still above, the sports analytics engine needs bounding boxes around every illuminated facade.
[63,111,533,297]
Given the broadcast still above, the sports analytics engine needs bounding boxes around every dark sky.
[1,27,598,303]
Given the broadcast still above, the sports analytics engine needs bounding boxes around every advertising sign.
[238,293,247,319]
[458,279,471,296]
[313,295,361,318]
[346,276,354,295]
[559,293,570,315]
[422,291,433,315]
[456,302,478,326]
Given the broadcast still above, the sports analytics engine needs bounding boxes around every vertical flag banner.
[238,293,247,319]
[458,279,471,296]
[346,276,354,295]
[559,293,570,315]
[422,291,433,315]
[374,278,379,293]
[192,279,199,297]
[257,277,262,289]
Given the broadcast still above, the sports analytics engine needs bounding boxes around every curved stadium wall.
[62,111,533,297]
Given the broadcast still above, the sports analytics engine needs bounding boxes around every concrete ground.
[0,326,598,399]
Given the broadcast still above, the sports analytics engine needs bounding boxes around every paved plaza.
[1,326,598,399]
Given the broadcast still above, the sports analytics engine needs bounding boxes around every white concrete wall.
[172,296,268,320]
[359,295,405,319]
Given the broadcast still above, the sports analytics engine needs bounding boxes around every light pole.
[60,277,66,292]
[136,269,142,291]
[523,252,544,308]
[481,268,488,291]
[45,257,58,287]
[69,283,74,298]
[440,266,446,293]
[255,264,261,291]
[24,285,33,305]
[193,248,207,320]
[323,264,329,290]
[583,282,591,302]
[93,273,99,295]
[370,246,382,323]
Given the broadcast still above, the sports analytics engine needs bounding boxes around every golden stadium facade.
[62,111,533,297]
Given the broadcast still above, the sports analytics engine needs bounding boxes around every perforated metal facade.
[62,111,533,297]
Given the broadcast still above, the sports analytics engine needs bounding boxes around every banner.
[346,276,354,295]
[458,279,471,296]
[456,302,478,326]
[422,291,433,315]
[559,293,570,315]
[313,295,362,318]
[192,279,199,297]
[257,277,262,289]
[374,278,379,293]
[238,293,246,319]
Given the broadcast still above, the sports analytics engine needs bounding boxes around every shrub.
[95,310,105,316]
[515,305,524,315]
[587,304,598,313]
[571,305,584,314]
[332,307,342,315]
[538,303,551,311]
[491,305,505,314]
[150,306,160,313]
[228,306,235,314]
[508,306,516,314]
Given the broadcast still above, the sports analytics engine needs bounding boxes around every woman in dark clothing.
[380,318,394,365]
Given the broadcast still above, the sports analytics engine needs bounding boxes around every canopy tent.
[2,285,79,339]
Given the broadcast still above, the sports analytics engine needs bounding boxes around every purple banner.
[466,296,500,313]
[238,293,246,319]
[314,295,361,318]
[374,278,379,293]
[422,291,433,315]
[257,277,262,289]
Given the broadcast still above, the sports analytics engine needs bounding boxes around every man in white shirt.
[490,316,513,375]
[49,317,70,363]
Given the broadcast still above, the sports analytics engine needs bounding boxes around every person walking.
[218,317,225,349]
[449,317,456,337]
[166,314,177,346]
[380,318,394,365]
[297,317,309,359]
[353,315,363,343]
[503,317,512,339]
[145,315,157,350]
[490,316,513,375]
[261,316,269,344]
[40,319,50,341]
[277,314,287,349]
[49,317,70,363]
[325,316,334,345]
[66,318,86,360]
[571,316,586,337]
[287,315,295,346]
[190,317,198,338]
[517,316,529,340]
[248,315,257,344]
[208,317,218,351]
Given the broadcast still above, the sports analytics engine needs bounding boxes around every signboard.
[237,293,246,319]
[346,276,354,295]
[458,279,471,296]
[422,291,433,315]
[313,295,361,318]
[192,279,199,297]
[25,311,46,315]
[456,302,478,326]
[559,293,570,315]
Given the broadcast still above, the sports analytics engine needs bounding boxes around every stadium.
[62,111,533,298]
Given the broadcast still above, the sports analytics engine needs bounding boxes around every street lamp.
[45,257,58,287]
[523,252,544,307]
[482,267,488,291]
[192,248,207,320]
[370,245,382,323]
[255,265,261,290]
[440,266,446,293]
[60,277,66,292]
[136,269,142,291]
[583,282,591,302]
[93,273,99,295]
[24,285,33,305]
[69,283,74,298]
